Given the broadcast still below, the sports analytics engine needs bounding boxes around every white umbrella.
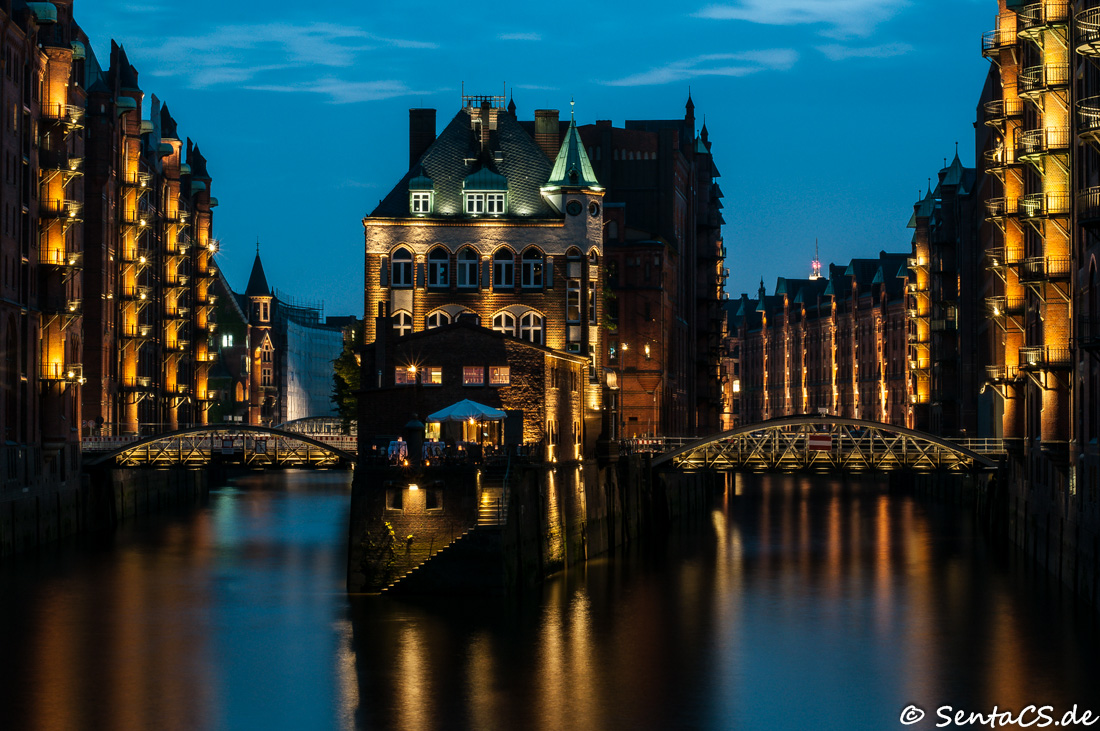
[426,399,507,423]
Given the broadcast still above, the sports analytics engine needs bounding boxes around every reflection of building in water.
[209,249,348,426]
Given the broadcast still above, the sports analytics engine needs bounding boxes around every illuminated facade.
[362,95,606,444]
[81,42,218,436]
[0,0,85,489]
[730,252,910,427]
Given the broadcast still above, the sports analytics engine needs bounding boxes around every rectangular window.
[588,282,597,324]
[465,193,484,214]
[261,367,272,386]
[457,256,478,288]
[486,193,505,213]
[567,280,581,322]
[463,366,484,385]
[410,192,431,213]
[489,366,510,386]
[425,367,442,385]
[394,368,411,385]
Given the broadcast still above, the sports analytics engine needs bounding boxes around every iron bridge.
[652,416,1003,473]
[83,425,357,468]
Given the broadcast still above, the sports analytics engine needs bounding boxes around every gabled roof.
[372,107,555,218]
[545,110,600,190]
[245,252,271,297]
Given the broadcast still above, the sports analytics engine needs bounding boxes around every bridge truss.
[84,426,356,468]
[652,417,1001,473]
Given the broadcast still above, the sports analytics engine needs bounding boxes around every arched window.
[493,249,514,289]
[455,309,480,325]
[425,310,451,329]
[428,247,449,288]
[492,311,516,336]
[520,312,544,345]
[391,248,413,288]
[457,247,479,288]
[521,248,544,288]
[393,310,413,337]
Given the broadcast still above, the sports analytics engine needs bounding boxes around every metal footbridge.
[650,416,1004,473]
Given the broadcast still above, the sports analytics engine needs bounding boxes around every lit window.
[410,191,432,214]
[394,367,412,385]
[425,310,451,329]
[521,248,543,288]
[489,366,510,385]
[428,248,449,287]
[221,333,234,348]
[393,310,412,337]
[493,311,516,336]
[463,366,484,385]
[493,249,514,288]
[424,367,442,385]
[520,312,543,345]
[486,193,505,214]
[457,248,479,288]
[261,341,273,363]
[465,193,485,214]
[391,248,413,288]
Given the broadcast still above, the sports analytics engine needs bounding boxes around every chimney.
[535,109,560,161]
[480,99,492,155]
[409,109,436,167]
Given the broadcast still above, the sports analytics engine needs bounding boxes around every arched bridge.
[652,416,1003,473]
[84,425,356,468]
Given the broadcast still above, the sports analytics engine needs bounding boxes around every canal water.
[2,470,1100,731]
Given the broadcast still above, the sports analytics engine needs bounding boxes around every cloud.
[693,0,910,38]
[246,78,429,104]
[817,42,912,60]
[604,50,798,87]
[133,23,436,90]
[499,32,542,41]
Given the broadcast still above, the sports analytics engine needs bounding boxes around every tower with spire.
[245,246,276,425]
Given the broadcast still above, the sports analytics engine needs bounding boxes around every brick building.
[729,251,910,427]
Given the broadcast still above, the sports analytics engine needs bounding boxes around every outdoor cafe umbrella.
[426,399,507,423]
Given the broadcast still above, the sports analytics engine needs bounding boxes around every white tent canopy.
[426,399,507,423]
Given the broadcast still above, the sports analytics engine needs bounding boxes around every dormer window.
[465,193,485,214]
[463,167,508,216]
[487,193,505,213]
[411,191,432,214]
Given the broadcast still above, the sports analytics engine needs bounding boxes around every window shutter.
[380,256,389,286]
[545,257,554,288]
[416,262,425,288]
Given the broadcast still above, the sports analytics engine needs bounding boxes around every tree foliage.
[332,320,362,435]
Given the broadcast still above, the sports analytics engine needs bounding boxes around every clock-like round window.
[588,202,600,218]
[566,200,583,216]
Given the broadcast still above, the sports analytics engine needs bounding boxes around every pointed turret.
[245,249,271,297]
[544,102,601,191]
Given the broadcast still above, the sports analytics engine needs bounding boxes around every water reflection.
[2,471,1100,730]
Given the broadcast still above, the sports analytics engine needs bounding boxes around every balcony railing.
[1016,127,1070,159]
[985,247,1023,268]
[982,27,1018,56]
[1075,8,1100,56]
[121,286,152,301]
[1018,1,1069,36]
[121,171,152,189]
[40,362,84,382]
[909,358,931,371]
[1019,192,1070,218]
[983,147,1018,171]
[1019,256,1072,282]
[1079,187,1100,228]
[983,98,1025,125]
[1019,64,1070,96]
[40,103,84,126]
[38,248,82,268]
[931,319,956,332]
[121,324,154,339]
[986,365,1018,382]
[39,149,83,173]
[985,197,1019,218]
[1019,345,1073,370]
[120,376,154,390]
[40,297,81,316]
[40,198,82,220]
[986,295,1026,316]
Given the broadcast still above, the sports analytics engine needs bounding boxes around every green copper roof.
[26,3,57,23]
[941,151,966,188]
[408,172,434,191]
[906,187,936,228]
[544,108,601,190]
[463,167,508,191]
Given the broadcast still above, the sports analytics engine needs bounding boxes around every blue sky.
[77,0,992,317]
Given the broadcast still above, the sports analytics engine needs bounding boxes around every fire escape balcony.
[120,376,154,391]
[38,149,83,183]
[1079,187,1100,230]
[40,362,85,383]
[1080,316,1100,352]
[1075,8,1100,56]
[1076,97,1100,145]
[40,198,82,222]
[983,98,1025,128]
[121,171,152,191]
[121,286,152,302]
[985,197,1019,220]
[164,306,187,320]
[1019,256,1072,282]
[1019,345,1073,370]
[982,27,1018,58]
[40,103,84,130]
[983,147,1021,173]
[1019,192,1070,219]
[40,296,82,317]
[930,319,957,332]
[121,324,154,341]
[909,357,931,372]
[169,340,191,352]
[1016,127,1070,164]
[907,256,929,271]
[38,248,81,269]
[985,247,1024,270]
[121,246,153,265]
[986,365,1019,383]
[1018,64,1070,99]
[120,209,154,228]
[1017,1,1069,42]
[986,295,1026,317]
